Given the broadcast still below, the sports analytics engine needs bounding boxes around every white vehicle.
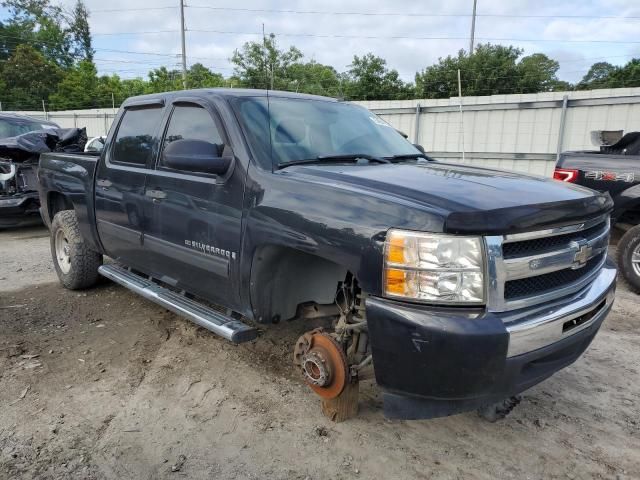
[84,136,106,153]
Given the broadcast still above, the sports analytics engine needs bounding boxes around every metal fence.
[356,87,640,177]
[9,86,640,177]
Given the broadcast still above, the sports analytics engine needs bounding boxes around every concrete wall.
[9,86,640,177]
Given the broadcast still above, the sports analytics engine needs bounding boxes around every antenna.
[262,23,272,90]
[458,69,465,162]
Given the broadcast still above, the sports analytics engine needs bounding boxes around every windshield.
[234,97,419,168]
[0,118,52,138]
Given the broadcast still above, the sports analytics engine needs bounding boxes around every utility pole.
[180,0,188,89]
[469,0,477,54]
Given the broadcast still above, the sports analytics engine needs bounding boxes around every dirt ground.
[0,226,639,480]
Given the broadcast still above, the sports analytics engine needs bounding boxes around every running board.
[98,264,258,344]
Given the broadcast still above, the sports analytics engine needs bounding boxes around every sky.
[3,0,640,84]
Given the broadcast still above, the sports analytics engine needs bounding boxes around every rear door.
[94,102,164,271]
[143,99,244,309]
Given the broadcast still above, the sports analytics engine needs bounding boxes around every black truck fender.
[611,183,640,223]
[38,153,103,252]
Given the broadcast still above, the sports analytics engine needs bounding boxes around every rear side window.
[160,105,223,168]
[111,107,163,166]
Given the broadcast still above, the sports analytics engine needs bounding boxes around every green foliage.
[231,33,304,90]
[69,0,93,62]
[576,59,640,90]
[1,0,92,67]
[343,53,414,100]
[147,66,183,93]
[187,63,225,89]
[230,36,413,99]
[49,60,99,109]
[284,61,341,96]
[0,0,637,113]
[0,44,61,109]
[415,44,566,98]
[146,63,226,93]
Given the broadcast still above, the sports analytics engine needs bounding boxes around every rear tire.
[617,225,640,293]
[50,210,102,290]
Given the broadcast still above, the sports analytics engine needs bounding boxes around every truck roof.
[0,112,59,127]
[121,88,339,108]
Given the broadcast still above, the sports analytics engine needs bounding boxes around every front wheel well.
[250,246,350,323]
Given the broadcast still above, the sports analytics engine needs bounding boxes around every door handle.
[97,179,112,190]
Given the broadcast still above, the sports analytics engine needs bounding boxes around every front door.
[143,100,245,310]
[94,104,164,271]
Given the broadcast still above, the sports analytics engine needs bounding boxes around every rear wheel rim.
[632,245,640,277]
[55,229,71,274]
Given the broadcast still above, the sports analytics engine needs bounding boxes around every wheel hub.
[54,229,71,274]
[293,330,348,399]
[632,245,640,277]
[301,350,332,386]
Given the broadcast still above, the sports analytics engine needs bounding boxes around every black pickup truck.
[38,89,616,421]
[556,132,640,292]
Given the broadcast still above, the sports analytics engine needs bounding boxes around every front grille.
[504,254,604,300]
[503,221,606,259]
[486,215,610,311]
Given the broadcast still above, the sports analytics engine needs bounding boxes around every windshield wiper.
[277,154,390,169]
[386,153,434,163]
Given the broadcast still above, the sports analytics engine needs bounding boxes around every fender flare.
[612,184,640,222]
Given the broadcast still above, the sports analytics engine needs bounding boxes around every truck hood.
[284,161,613,234]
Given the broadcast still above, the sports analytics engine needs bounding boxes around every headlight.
[384,229,485,304]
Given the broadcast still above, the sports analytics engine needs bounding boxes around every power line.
[92,30,178,36]
[91,6,177,13]
[186,29,640,44]
[185,5,640,20]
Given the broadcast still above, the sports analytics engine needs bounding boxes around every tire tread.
[50,210,102,290]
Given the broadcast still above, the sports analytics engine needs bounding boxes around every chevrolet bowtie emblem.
[572,242,592,268]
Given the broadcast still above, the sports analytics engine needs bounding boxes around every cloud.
[51,0,640,83]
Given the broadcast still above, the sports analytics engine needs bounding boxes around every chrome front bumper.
[502,263,616,357]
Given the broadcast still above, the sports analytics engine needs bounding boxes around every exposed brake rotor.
[293,329,349,399]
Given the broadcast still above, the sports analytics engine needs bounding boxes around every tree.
[576,62,618,90]
[2,0,78,67]
[68,0,93,62]
[146,66,183,93]
[231,33,303,90]
[0,44,62,109]
[49,60,98,109]
[344,53,414,100]
[187,63,225,89]
[415,44,567,98]
[612,59,640,88]
[285,60,341,96]
[516,53,566,92]
[576,59,640,90]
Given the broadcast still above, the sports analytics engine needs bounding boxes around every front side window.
[160,105,223,168]
[234,97,418,168]
[111,107,163,166]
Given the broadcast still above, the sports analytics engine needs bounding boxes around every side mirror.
[413,144,426,154]
[162,139,232,175]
